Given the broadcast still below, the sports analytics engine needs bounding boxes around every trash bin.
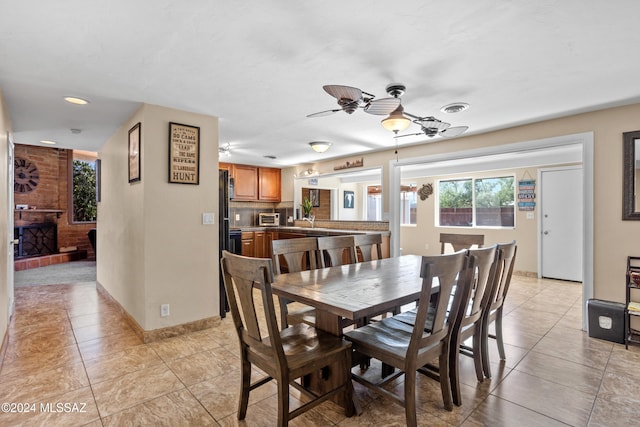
[587,299,625,344]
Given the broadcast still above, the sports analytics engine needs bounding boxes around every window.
[71,151,98,222]
[400,184,417,225]
[438,176,514,228]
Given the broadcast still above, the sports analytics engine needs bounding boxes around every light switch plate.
[202,213,214,225]
[526,212,535,219]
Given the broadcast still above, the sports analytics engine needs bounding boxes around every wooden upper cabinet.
[223,162,281,202]
[259,167,281,202]
[232,165,259,201]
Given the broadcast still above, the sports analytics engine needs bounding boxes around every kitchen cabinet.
[254,231,266,258]
[233,165,259,201]
[259,167,281,201]
[241,231,254,257]
[220,162,281,202]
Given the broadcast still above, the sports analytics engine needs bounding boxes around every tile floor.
[1,276,639,426]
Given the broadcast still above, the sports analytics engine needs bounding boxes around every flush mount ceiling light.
[309,141,332,153]
[440,102,469,114]
[63,96,90,105]
[39,140,57,145]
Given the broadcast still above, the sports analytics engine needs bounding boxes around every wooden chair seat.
[271,237,320,329]
[345,250,475,426]
[481,241,517,378]
[354,233,383,262]
[221,251,355,425]
[440,233,484,253]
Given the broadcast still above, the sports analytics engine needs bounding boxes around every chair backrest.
[317,235,357,268]
[220,251,286,367]
[271,237,318,274]
[440,233,484,254]
[410,250,475,359]
[354,233,383,262]
[463,245,499,328]
[488,241,517,314]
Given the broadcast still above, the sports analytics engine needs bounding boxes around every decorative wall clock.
[14,157,39,193]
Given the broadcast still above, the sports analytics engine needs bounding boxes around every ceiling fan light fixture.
[381,105,411,133]
[309,141,332,153]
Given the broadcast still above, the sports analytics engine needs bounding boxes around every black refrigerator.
[218,170,231,318]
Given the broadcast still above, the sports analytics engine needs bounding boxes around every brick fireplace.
[13,145,96,269]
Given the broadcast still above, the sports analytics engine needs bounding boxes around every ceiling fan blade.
[393,132,423,139]
[306,109,341,118]
[323,85,363,102]
[440,126,469,137]
[364,97,401,115]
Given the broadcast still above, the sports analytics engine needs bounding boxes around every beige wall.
[98,104,219,331]
[399,166,569,275]
[284,102,640,304]
[0,89,12,347]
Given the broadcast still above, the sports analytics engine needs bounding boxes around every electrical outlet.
[160,304,170,317]
[235,213,240,221]
[424,243,429,250]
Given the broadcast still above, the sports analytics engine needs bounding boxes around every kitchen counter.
[231,226,390,237]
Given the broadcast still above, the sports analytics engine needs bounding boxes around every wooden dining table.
[271,254,425,336]
[271,254,426,412]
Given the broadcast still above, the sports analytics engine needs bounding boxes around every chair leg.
[404,371,418,427]
[449,335,462,406]
[276,377,289,427]
[238,358,251,420]
[495,308,506,360]
[481,319,492,378]
[439,345,454,411]
[472,331,484,383]
[343,354,356,417]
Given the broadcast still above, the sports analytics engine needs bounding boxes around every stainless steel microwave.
[258,213,280,226]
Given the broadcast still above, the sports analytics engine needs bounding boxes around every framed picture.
[168,122,200,184]
[344,190,354,209]
[310,188,320,207]
[128,122,141,183]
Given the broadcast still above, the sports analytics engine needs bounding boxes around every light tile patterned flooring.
[1,275,639,426]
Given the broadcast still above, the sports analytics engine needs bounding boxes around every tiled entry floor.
[1,276,639,426]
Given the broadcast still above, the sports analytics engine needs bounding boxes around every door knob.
[543,231,549,235]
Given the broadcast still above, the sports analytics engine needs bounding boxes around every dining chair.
[344,250,475,426]
[271,237,319,328]
[481,240,517,378]
[449,244,498,406]
[317,235,357,268]
[220,251,355,426]
[440,233,484,254]
[353,233,383,262]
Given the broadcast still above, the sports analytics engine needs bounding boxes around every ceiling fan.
[395,114,469,139]
[306,85,401,118]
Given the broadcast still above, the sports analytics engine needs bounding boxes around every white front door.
[540,166,583,281]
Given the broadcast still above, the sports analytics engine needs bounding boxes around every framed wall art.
[168,122,200,184]
[344,190,354,209]
[309,188,320,207]
[128,122,141,183]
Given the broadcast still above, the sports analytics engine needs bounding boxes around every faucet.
[302,215,315,228]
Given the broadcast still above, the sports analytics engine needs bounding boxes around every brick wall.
[14,145,96,259]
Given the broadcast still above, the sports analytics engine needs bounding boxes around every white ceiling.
[2,1,640,167]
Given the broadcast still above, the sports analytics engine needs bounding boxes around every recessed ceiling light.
[64,96,90,105]
[440,102,469,114]
[40,140,57,145]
